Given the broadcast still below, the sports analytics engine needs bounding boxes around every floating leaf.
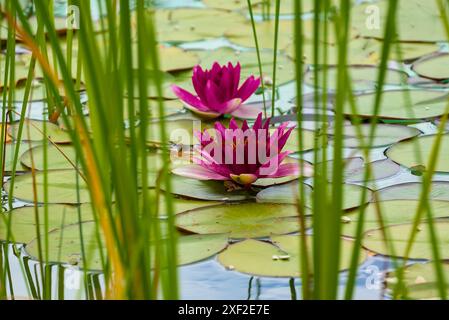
[375,182,449,202]
[8,119,71,143]
[152,8,247,43]
[344,90,449,120]
[318,158,401,183]
[176,202,310,239]
[363,221,449,260]
[166,175,251,202]
[386,262,449,300]
[305,66,408,91]
[5,169,91,204]
[332,123,421,148]
[195,47,296,86]
[280,128,317,153]
[257,181,372,210]
[342,200,449,238]
[352,0,447,42]
[0,204,94,243]
[413,54,449,81]
[217,235,363,277]
[3,142,38,173]
[26,221,228,270]
[386,134,449,173]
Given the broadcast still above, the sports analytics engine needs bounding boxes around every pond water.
[2,0,449,300]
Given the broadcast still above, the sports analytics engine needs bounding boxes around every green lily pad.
[256,181,313,205]
[375,182,449,202]
[387,134,449,173]
[257,181,372,210]
[342,200,449,238]
[176,202,310,239]
[344,90,449,120]
[352,0,447,43]
[362,221,449,260]
[217,235,363,277]
[386,262,449,300]
[318,158,400,183]
[3,142,38,173]
[8,119,72,144]
[0,53,33,86]
[333,123,421,148]
[203,0,264,11]
[4,169,91,204]
[153,8,247,43]
[195,47,295,86]
[26,221,228,270]
[280,128,317,153]
[0,204,94,243]
[305,66,408,91]
[413,54,449,81]
[166,175,251,202]
[287,39,439,65]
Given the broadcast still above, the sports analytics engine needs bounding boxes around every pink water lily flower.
[173,113,311,187]
[171,62,261,119]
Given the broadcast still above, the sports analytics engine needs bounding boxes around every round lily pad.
[386,134,449,173]
[280,128,317,153]
[318,158,400,183]
[342,200,449,238]
[0,204,94,244]
[362,221,449,260]
[176,202,310,239]
[195,47,296,86]
[257,181,372,211]
[375,182,449,202]
[386,262,449,300]
[166,175,252,202]
[4,169,91,204]
[8,119,72,144]
[153,8,247,43]
[217,235,364,277]
[352,0,447,42]
[333,123,421,148]
[413,54,449,81]
[344,90,449,120]
[26,221,229,270]
[305,65,408,91]
[3,142,38,173]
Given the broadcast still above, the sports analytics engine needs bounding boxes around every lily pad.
[344,90,449,120]
[305,65,408,91]
[3,142,38,173]
[362,221,449,260]
[166,175,251,202]
[386,134,449,173]
[332,123,421,148]
[176,202,310,239]
[352,0,448,43]
[257,181,372,210]
[413,54,449,81]
[386,262,449,300]
[280,128,317,153]
[4,169,91,204]
[152,8,247,43]
[318,158,400,183]
[195,47,296,86]
[375,182,449,202]
[26,221,229,270]
[217,235,363,277]
[342,200,449,238]
[0,204,94,243]
[8,119,72,144]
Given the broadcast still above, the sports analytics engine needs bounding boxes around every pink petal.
[237,76,261,102]
[231,103,264,120]
[172,164,228,180]
[221,98,242,114]
[205,80,223,111]
[183,103,221,119]
[171,85,208,112]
